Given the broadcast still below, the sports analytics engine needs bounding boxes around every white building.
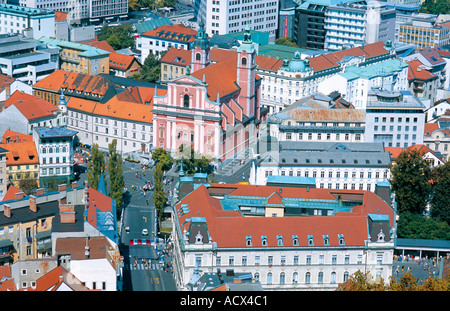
[317,57,409,110]
[55,236,118,291]
[250,141,391,192]
[266,92,366,143]
[32,126,78,182]
[17,0,128,25]
[324,1,396,52]
[0,34,58,85]
[365,88,426,148]
[67,86,161,154]
[194,0,279,43]
[171,182,396,290]
[0,3,55,39]
[259,41,395,114]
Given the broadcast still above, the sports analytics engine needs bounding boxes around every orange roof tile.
[2,141,39,166]
[33,70,68,91]
[142,24,198,43]
[109,52,139,71]
[0,74,14,93]
[83,39,115,53]
[67,96,97,114]
[35,266,89,291]
[309,41,388,72]
[1,184,22,202]
[54,11,68,22]
[160,47,192,66]
[5,91,58,121]
[1,130,33,143]
[424,122,440,136]
[175,183,395,249]
[385,147,404,159]
[408,59,438,81]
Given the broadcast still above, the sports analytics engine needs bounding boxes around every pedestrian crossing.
[126,262,163,271]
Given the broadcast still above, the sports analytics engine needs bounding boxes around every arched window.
[305,272,311,284]
[184,94,189,108]
[331,272,336,284]
[280,272,285,284]
[318,272,324,284]
[196,53,201,61]
[241,57,247,66]
[267,272,272,284]
[343,272,349,283]
[292,272,298,284]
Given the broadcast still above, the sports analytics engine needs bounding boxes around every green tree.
[132,51,164,83]
[177,145,212,175]
[98,24,135,50]
[108,139,124,209]
[397,212,450,240]
[87,144,107,190]
[389,149,432,215]
[430,160,450,225]
[337,270,386,291]
[275,37,299,48]
[153,162,166,222]
[152,147,173,171]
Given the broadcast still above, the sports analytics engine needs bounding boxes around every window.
[318,272,324,283]
[277,235,283,246]
[267,272,272,284]
[308,235,314,246]
[229,256,234,266]
[305,272,311,283]
[323,235,329,245]
[292,235,299,246]
[280,272,285,284]
[261,236,268,246]
[338,234,345,245]
[195,53,201,61]
[246,236,252,246]
[183,94,189,108]
[331,272,337,284]
[241,57,247,66]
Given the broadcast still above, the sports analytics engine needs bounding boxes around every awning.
[0,239,13,248]
[36,230,51,240]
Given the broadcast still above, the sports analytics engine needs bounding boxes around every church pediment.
[172,75,204,86]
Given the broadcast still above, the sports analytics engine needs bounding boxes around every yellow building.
[1,141,39,189]
[38,37,110,76]
[398,22,450,49]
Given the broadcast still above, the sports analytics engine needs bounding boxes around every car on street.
[142,228,148,235]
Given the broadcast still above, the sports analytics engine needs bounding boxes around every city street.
[75,152,177,291]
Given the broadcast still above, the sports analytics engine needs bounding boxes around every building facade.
[38,37,110,76]
[365,89,426,148]
[152,25,264,164]
[33,127,77,184]
[250,141,391,191]
[0,34,58,85]
[0,3,55,39]
[194,0,279,42]
[324,1,396,52]
[171,183,396,290]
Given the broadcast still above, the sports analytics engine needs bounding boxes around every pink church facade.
[152,25,264,165]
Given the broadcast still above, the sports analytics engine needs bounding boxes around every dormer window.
[323,235,329,245]
[261,235,268,246]
[308,235,314,246]
[292,235,299,246]
[276,235,283,246]
[377,229,385,242]
[246,235,252,247]
[338,234,345,245]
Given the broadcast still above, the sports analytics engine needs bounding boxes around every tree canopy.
[177,145,213,175]
[430,160,450,225]
[108,139,124,209]
[389,148,432,215]
[131,51,164,83]
[97,24,135,50]
[275,37,299,48]
[420,0,450,14]
[152,147,173,171]
[87,144,107,191]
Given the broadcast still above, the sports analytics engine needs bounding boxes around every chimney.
[58,184,67,192]
[59,196,67,205]
[4,204,11,218]
[30,195,37,212]
[59,203,75,223]
[16,134,19,143]
[15,191,25,200]
[36,188,44,196]
[85,237,90,259]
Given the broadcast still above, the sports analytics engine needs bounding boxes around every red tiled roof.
[83,40,115,53]
[142,24,198,43]
[1,184,22,202]
[309,41,389,72]
[384,147,404,159]
[0,74,14,93]
[5,91,58,121]
[408,59,438,81]
[424,122,440,136]
[33,70,111,96]
[1,130,33,143]
[175,184,394,249]
[2,141,39,166]
[55,236,111,261]
[35,266,89,291]
[109,52,139,71]
[54,11,68,22]
[160,47,192,66]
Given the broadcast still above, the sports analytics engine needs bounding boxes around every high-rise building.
[194,0,279,43]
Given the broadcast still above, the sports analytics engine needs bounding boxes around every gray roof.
[258,141,391,167]
[0,200,58,226]
[34,127,78,139]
